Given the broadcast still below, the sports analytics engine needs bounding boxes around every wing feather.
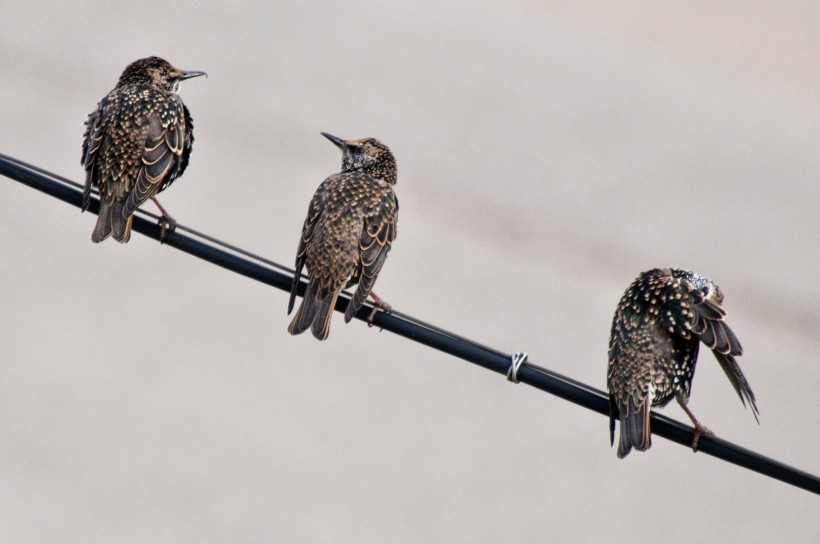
[81,106,108,212]
[288,183,328,314]
[122,104,187,218]
[344,188,398,323]
[663,277,757,420]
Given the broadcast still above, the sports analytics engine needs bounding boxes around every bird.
[288,132,399,340]
[607,268,759,458]
[81,56,206,243]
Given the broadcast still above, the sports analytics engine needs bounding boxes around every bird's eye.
[701,286,711,297]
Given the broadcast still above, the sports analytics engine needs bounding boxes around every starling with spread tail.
[81,56,206,243]
[608,268,759,458]
[288,133,399,340]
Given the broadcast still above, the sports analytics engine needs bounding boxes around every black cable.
[2,152,818,495]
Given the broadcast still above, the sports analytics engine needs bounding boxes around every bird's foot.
[677,400,713,452]
[158,215,177,243]
[691,422,713,452]
[366,292,391,327]
[150,197,176,243]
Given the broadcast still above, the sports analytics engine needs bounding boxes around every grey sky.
[1,1,818,542]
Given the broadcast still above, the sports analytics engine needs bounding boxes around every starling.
[607,268,759,458]
[288,133,399,340]
[81,56,206,243]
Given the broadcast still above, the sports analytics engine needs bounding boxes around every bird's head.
[118,57,207,92]
[322,133,397,184]
[672,268,724,305]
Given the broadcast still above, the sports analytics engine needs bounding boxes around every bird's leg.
[677,395,713,452]
[366,291,391,325]
[150,197,177,242]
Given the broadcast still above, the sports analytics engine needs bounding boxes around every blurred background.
[1,1,818,542]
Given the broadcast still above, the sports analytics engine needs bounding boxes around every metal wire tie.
[507,351,528,384]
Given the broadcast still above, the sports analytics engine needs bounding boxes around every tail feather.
[288,280,340,340]
[609,395,618,447]
[344,273,377,323]
[82,176,92,213]
[617,401,651,458]
[91,196,133,244]
[287,263,304,315]
[311,292,338,340]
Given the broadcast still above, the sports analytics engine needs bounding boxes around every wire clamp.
[507,351,528,384]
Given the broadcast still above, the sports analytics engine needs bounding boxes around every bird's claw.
[691,424,713,452]
[158,215,177,243]
[366,301,392,327]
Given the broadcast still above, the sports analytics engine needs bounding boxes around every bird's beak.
[321,132,347,149]
[179,70,208,81]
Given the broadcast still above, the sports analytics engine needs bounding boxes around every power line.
[2,152,818,496]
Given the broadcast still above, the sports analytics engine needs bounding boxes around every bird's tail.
[92,196,132,243]
[615,400,651,459]
[288,280,339,340]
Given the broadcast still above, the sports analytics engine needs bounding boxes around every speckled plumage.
[81,57,205,243]
[607,268,759,458]
[288,133,399,340]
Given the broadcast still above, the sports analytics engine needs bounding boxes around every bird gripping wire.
[0,152,818,496]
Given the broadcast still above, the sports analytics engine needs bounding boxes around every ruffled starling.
[288,133,399,340]
[81,56,206,243]
[608,268,759,458]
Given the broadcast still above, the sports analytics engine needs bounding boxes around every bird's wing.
[288,181,329,314]
[176,103,195,179]
[81,102,108,212]
[122,103,187,218]
[663,278,759,420]
[344,185,398,322]
[607,311,656,450]
[608,314,657,409]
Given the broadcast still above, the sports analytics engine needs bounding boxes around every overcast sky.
[1,1,818,542]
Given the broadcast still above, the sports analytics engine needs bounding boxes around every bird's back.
[609,271,701,408]
[305,172,397,289]
[83,84,191,197]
